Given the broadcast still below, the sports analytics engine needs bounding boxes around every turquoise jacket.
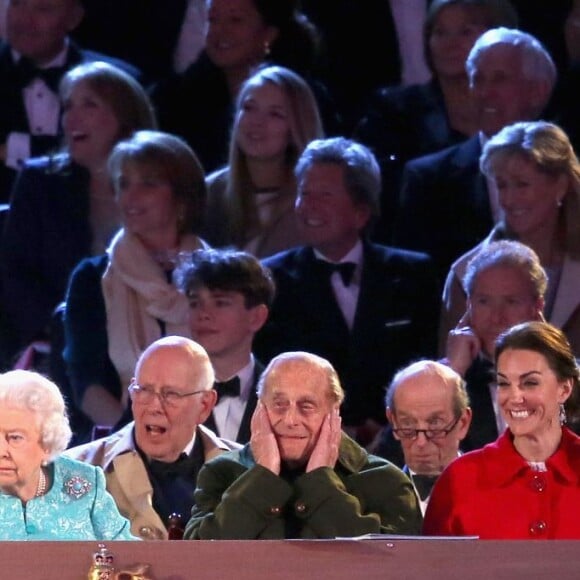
[0,455,135,540]
[185,432,422,539]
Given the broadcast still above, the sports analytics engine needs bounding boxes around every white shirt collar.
[313,238,363,266]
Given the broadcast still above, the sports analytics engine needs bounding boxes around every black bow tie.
[412,474,439,501]
[15,57,67,92]
[214,376,241,402]
[316,260,356,286]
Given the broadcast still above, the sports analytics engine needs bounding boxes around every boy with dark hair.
[175,248,275,443]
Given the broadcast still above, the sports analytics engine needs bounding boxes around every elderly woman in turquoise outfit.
[0,370,134,540]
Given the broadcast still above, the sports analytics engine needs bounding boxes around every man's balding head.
[131,336,217,462]
[386,360,471,475]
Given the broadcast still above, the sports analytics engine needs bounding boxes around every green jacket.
[184,433,422,539]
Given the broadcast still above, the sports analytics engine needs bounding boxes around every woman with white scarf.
[63,130,209,433]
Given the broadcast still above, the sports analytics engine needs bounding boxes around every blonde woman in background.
[441,121,580,355]
[202,64,324,258]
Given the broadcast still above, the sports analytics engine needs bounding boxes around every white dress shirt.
[213,357,254,441]
[6,45,67,170]
[314,239,363,330]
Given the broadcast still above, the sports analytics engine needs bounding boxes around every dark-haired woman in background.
[150,0,339,174]
[64,130,208,432]
[0,61,157,360]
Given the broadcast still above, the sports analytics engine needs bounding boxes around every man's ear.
[67,1,85,33]
[197,389,218,424]
[249,304,269,333]
[265,26,279,48]
[386,408,400,440]
[528,78,553,117]
[456,408,473,441]
[354,203,372,231]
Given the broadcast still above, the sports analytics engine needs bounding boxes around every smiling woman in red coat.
[423,320,580,539]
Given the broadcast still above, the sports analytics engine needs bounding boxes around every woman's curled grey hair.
[0,370,72,460]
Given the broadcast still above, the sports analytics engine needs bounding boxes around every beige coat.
[65,423,239,539]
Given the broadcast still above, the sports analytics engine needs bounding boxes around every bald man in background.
[386,360,472,513]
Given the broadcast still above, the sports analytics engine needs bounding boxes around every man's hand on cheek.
[306,408,341,473]
[446,309,481,376]
[250,402,281,475]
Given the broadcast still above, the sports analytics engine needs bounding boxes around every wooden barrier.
[4,538,580,579]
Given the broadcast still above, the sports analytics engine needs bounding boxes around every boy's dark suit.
[355,79,469,244]
[392,135,494,286]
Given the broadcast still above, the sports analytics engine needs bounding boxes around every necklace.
[35,467,47,498]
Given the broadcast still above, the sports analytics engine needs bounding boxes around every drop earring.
[559,403,567,425]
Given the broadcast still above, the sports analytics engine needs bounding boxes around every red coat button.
[529,520,547,536]
[529,474,546,492]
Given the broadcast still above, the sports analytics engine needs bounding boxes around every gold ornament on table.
[88,544,116,580]
[87,544,155,580]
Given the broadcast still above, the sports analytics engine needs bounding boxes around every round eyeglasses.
[128,382,206,408]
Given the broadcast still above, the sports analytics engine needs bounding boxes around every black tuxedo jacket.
[0,157,91,349]
[355,79,469,244]
[301,0,401,131]
[203,361,263,445]
[257,241,439,426]
[72,0,187,84]
[463,355,499,452]
[392,135,494,286]
[0,40,141,203]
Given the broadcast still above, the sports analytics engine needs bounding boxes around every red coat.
[423,428,580,539]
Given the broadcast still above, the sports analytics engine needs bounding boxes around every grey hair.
[295,137,381,220]
[257,351,345,405]
[466,27,556,90]
[463,240,547,299]
[0,370,72,460]
[386,360,469,417]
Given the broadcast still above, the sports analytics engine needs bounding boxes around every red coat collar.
[480,428,580,487]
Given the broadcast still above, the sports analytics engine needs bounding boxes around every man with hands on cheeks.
[184,351,422,539]
[251,395,342,477]
[444,240,547,451]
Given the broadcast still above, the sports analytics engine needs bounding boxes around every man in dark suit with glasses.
[385,359,472,513]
